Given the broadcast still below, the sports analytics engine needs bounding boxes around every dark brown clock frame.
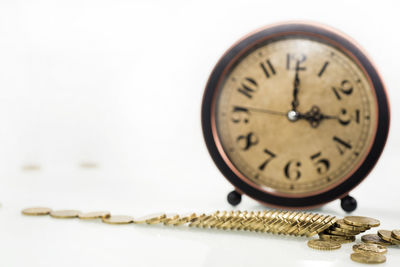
[201,22,390,211]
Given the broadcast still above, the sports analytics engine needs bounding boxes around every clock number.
[284,160,302,181]
[318,61,329,77]
[310,152,330,175]
[333,136,352,155]
[237,77,258,99]
[231,106,250,124]
[286,53,307,70]
[260,59,276,78]
[338,108,361,126]
[237,132,258,151]
[355,109,360,124]
[258,149,276,171]
[332,80,353,100]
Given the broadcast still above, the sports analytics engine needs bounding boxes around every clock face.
[202,23,390,207]
[214,36,378,197]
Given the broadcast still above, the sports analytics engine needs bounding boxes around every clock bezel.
[201,22,390,208]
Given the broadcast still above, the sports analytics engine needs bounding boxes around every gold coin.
[50,210,81,218]
[344,216,380,227]
[378,230,400,245]
[392,229,400,241]
[102,215,134,224]
[361,234,392,246]
[78,211,111,219]
[331,226,361,236]
[335,219,369,231]
[350,252,386,264]
[307,239,341,250]
[319,233,356,243]
[326,229,356,237]
[353,243,387,254]
[22,207,52,216]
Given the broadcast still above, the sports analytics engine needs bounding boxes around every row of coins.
[186,210,337,237]
[22,207,337,237]
[23,207,396,264]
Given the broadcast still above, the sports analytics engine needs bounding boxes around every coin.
[326,229,356,237]
[78,211,111,219]
[335,219,369,231]
[344,216,380,227]
[350,252,386,264]
[330,226,360,235]
[102,215,134,224]
[361,234,392,246]
[319,233,356,243]
[50,210,81,218]
[307,239,341,250]
[22,207,52,216]
[392,230,400,241]
[378,230,400,245]
[353,243,387,254]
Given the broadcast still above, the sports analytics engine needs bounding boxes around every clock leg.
[227,190,242,206]
[340,195,357,212]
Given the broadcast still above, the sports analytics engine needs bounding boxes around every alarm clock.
[201,22,390,211]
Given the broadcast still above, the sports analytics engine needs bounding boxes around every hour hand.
[299,105,338,128]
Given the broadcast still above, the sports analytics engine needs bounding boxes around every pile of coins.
[307,216,400,264]
[318,216,380,244]
[22,207,398,264]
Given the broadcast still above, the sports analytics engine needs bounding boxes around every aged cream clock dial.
[201,22,390,211]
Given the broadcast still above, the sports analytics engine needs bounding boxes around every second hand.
[239,106,288,116]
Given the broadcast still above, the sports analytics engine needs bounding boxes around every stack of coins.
[377,229,400,245]
[318,216,379,244]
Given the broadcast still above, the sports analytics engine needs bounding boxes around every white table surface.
[0,0,399,266]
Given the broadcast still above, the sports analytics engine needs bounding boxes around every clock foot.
[341,195,357,212]
[227,190,242,206]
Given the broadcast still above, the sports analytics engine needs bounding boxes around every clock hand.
[290,61,301,112]
[239,106,287,116]
[298,105,339,128]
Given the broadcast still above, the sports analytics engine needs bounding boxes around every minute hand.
[290,61,301,111]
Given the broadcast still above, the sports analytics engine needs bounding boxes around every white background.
[0,0,399,266]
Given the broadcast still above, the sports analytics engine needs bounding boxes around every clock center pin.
[287,110,299,122]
